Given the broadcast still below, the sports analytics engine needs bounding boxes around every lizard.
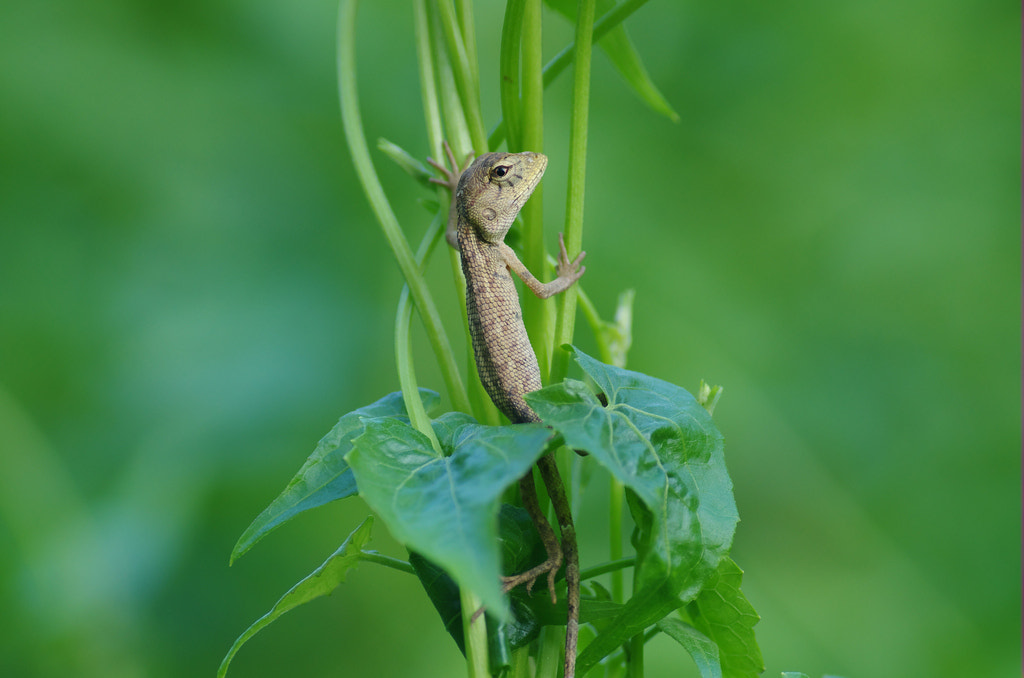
[429,144,584,677]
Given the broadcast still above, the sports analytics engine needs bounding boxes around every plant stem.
[608,478,625,602]
[358,551,416,575]
[415,0,444,158]
[337,0,471,416]
[535,625,566,678]
[453,0,479,95]
[551,0,597,385]
[578,556,634,583]
[543,0,650,90]
[488,0,652,149]
[394,214,446,451]
[435,0,487,151]
[626,633,644,677]
[460,589,490,678]
[626,509,646,678]
[429,3,473,156]
[509,646,532,678]
[519,0,556,380]
[418,0,499,425]
[498,0,525,151]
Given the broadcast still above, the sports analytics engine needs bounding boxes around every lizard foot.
[555,232,586,284]
[501,469,564,605]
[427,140,474,249]
[427,140,473,193]
[500,540,563,605]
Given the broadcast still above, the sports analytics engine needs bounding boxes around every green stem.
[430,3,473,155]
[460,589,490,678]
[551,0,596,385]
[626,506,645,677]
[498,0,525,151]
[608,479,625,602]
[626,633,644,677]
[358,551,416,575]
[544,0,650,90]
[520,0,555,379]
[578,555,634,583]
[575,285,613,364]
[426,2,500,425]
[435,0,487,152]
[337,0,471,416]
[535,625,566,678]
[454,0,479,95]
[415,0,444,157]
[488,0,652,149]
[509,646,532,678]
[394,214,445,451]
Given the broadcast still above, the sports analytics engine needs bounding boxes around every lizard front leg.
[503,233,586,299]
[427,142,474,249]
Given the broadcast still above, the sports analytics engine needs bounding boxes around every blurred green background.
[1,1,1018,677]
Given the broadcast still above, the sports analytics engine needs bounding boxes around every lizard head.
[456,151,547,243]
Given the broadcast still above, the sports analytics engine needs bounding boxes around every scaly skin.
[430,146,584,677]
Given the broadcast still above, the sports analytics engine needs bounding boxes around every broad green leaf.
[656,618,722,678]
[687,558,764,678]
[525,346,738,674]
[409,551,465,650]
[230,389,437,564]
[218,517,374,678]
[429,410,478,444]
[348,413,553,619]
[544,0,679,121]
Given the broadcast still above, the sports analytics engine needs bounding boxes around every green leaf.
[656,618,722,678]
[525,346,738,674]
[409,551,465,650]
[544,0,679,122]
[429,410,478,444]
[348,413,553,619]
[687,558,764,678]
[780,674,809,678]
[218,517,374,678]
[230,390,438,564]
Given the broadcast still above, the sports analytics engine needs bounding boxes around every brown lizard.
[429,145,584,677]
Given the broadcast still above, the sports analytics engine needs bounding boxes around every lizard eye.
[492,165,510,178]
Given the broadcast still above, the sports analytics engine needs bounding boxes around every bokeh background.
[1,1,1019,677]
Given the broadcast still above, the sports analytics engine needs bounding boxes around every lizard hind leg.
[501,467,563,604]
